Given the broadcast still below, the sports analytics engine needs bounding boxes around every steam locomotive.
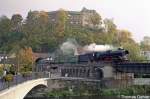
[35,48,129,72]
[77,48,129,63]
[36,48,129,65]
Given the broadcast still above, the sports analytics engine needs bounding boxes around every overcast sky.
[0,0,150,42]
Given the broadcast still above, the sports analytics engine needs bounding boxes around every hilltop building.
[48,7,101,28]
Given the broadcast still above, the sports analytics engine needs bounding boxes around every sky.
[0,0,150,43]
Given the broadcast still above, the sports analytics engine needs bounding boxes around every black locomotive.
[36,48,129,66]
[77,48,129,63]
[35,48,129,72]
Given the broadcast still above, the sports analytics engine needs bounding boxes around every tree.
[11,14,23,24]
[88,12,101,28]
[117,30,132,43]
[140,36,150,51]
[23,11,51,52]
[0,66,3,77]
[122,42,145,61]
[11,14,23,32]
[0,16,11,35]
[103,18,118,44]
[55,9,68,42]
[16,47,35,73]
[0,16,11,52]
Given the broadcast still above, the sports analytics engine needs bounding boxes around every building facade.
[48,7,100,28]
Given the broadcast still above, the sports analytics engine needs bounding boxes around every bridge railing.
[0,72,49,91]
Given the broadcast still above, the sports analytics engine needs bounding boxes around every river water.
[25,94,150,99]
[25,96,126,99]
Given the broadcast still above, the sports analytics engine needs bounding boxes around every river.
[48,96,120,99]
[25,96,127,99]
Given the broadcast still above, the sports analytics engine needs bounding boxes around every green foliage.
[46,89,74,97]
[9,65,15,75]
[100,85,150,96]
[45,85,150,97]
[88,12,101,29]
[4,74,13,82]
[54,9,68,43]
[46,85,98,97]
[121,42,146,61]
[103,18,118,44]
[0,66,3,77]
[140,36,150,51]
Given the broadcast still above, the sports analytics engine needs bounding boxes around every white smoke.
[60,38,79,55]
[80,43,117,54]
[84,43,115,52]
[60,39,117,55]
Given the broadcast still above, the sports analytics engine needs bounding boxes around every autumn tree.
[16,47,35,73]
[117,30,146,61]
[117,30,132,44]
[55,9,68,42]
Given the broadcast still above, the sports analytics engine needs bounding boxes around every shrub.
[4,74,13,82]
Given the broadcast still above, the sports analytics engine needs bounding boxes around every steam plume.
[83,43,115,52]
[60,38,79,55]
[60,39,116,55]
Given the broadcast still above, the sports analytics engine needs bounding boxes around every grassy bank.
[45,86,100,97]
[45,85,150,97]
[100,85,150,96]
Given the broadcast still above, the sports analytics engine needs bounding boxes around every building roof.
[34,53,51,60]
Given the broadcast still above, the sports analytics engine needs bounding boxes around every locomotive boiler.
[77,48,129,63]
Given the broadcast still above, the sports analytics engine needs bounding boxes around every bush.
[4,74,13,82]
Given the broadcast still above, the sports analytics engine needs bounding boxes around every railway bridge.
[115,62,150,74]
[37,61,150,79]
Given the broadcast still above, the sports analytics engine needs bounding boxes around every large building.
[48,7,100,28]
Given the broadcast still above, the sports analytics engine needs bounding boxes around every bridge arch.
[24,84,47,98]
[0,78,48,99]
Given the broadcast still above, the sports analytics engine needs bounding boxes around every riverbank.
[101,85,150,96]
[45,87,100,97]
[44,85,150,97]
